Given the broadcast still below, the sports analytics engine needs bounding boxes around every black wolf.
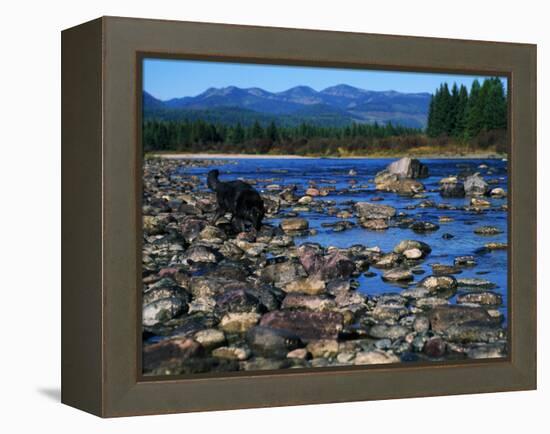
[207,169,265,232]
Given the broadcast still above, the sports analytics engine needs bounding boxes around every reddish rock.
[260,310,344,340]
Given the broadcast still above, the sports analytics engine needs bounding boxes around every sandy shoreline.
[152,152,506,160]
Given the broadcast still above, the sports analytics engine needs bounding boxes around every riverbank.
[150,151,507,160]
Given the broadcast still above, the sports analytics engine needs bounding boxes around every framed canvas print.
[61,16,536,417]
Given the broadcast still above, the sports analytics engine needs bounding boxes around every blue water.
[178,158,508,320]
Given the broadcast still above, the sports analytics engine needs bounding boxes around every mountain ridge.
[143,84,431,128]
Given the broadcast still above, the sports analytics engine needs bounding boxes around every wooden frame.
[61,16,537,417]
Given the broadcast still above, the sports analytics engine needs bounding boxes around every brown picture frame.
[61,16,537,417]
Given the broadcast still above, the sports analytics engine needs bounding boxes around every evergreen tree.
[453,84,469,138]
[266,121,279,142]
[465,79,483,139]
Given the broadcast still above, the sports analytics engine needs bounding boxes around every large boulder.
[142,338,204,372]
[386,157,429,179]
[258,260,308,287]
[297,245,356,281]
[259,310,344,340]
[464,173,489,196]
[142,297,187,326]
[429,305,497,332]
[440,180,465,198]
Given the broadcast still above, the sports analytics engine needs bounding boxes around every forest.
[142,78,508,156]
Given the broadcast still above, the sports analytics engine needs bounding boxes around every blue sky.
[143,58,507,101]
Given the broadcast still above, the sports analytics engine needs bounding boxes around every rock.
[490,187,507,197]
[241,357,292,371]
[306,187,320,197]
[368,324,409,340]
[143,215,168,235]
[396,179,425,196]
[198,225,227,244]
[457,291,503,306]
[465,173,489,196]
[374,252,402,269]
[470,197,491,207]
[143,297,186,326]
[457,278,497,289]
[430,263,462,275]
[193,329,226,350]
[360,218,389,230]
[466,343,506,359]
[184,245,222,264]
[306,339,339,358]
[246,326,302,358]
[298,195,313,205]
[401,287,431,299]
[297,246,356,280]
[403,248,422,260]
[260,310,344,340]
[259,260,307,287]
[415,297,450,309]
[410,221,440,233]
[354,202,396,220]
[354,350,400,365]
[280,218,309,233]
[219,312,261,333]
[413,316,430,333]
[423,337,446,357]
[382,268,414,282]
[180,218,207,242]
[386,157,429,179]
[143,279,190,305]
[454,256,476,267]
[439,216,454,223]
[189,277,244,299]
[142,338,204,372]
[283,277,326,295]
[419,275,458,293]
[282,293,336,311]
[394,240,432,256]
[440,180,466,198]
[287,348,309,359]
[372,304,409,322]
[445,324,505,343]
[429,305,496,333]
[212,346,251,361]
[485,242,507,250]
[214,289,264,314]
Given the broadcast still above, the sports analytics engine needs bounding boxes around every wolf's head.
[206,169,220,191]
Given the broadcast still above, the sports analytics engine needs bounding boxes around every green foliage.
[142,118,421,155]
[427,77,507,142]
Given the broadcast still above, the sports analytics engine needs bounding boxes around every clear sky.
[143,57,507,101]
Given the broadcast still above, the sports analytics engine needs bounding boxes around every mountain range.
[143,84,432,128]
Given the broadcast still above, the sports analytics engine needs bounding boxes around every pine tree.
[266,121,279,142]
[465,79,483,139]
[453,84,469,138]
[426,94,436,137]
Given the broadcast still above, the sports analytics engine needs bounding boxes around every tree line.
[427,77,507,140]
[142,118,421,155]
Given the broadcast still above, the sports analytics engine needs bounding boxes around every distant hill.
[143,84,431,128]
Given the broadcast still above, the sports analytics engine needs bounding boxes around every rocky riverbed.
[142,156,508,376]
